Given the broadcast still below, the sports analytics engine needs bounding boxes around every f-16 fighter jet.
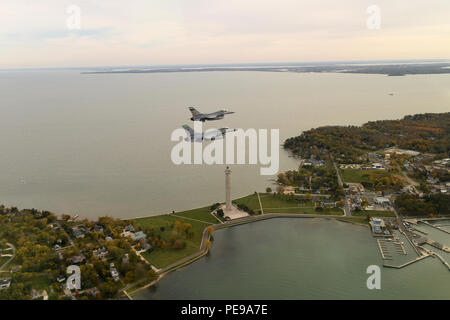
[182,125,236,142]
[189,106,234,122]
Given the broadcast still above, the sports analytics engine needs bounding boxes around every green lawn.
[264,207,343,215]
[134,214,209,269]
[341,169,391,184]
[28,274,52,291]
[234,192,308,211]
[234,193,343,215]
[0,256,10,267]
[259,193,299,208]
[352,210,396,217]
[233,194,262,211]
[174,206,221,224]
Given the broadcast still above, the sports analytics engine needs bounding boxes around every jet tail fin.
[188,106,200,116]
[182,124,194,138]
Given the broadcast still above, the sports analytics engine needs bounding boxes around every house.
[121,231,135,239]
[105,236,113,242]
[0,278,11,290]
[72,227,85,239]
[31,289,48,300]
[69,254,86,264]
[426,177,439,185]
[133,231,147,242]
[83,287,100,297]
[124,225,135,233]
[94,225,104,233]
[320,201,336,209]
[374,197,390,206]
[93,247,109,260]
[369,218,386,234]
[136,240,152,253]
[371,163,385,169]
[109,263,120,282]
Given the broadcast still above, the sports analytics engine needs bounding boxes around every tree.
[276,186,284,194]
[361,199,369,209]
[266,187,272,193]
[81,264,99,289]
[98,280,118,298]
[125,270,136,283]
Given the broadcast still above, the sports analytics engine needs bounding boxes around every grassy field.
[0,256,10,267]
[29,274,52,291]
[174,206,221,224]
[132,192,345,268]
[233,194,262,211]
[264,207,343,215]
[341,169,391,184]
[134,214,209,269]
[259,193,300,208]
[234,193,343,215]
[352,210,396,217]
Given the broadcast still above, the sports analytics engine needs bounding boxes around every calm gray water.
[1,70,449,299]
[137,218,450,300]
[0,70,449,218]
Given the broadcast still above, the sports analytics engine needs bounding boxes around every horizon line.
[1,58,450,72]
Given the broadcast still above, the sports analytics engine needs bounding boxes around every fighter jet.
[182,125,236,142]
[189,106,234,122]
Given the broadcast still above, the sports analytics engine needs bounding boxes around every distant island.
[82,62,450,77]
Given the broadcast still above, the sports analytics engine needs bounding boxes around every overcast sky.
[1,0,450,68]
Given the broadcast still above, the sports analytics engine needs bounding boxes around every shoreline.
[127,213,369,298]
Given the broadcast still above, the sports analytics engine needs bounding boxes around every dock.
[425,239,450,253]
[411,227,427,235]
[383,254,431,269]
[376,239,392,260]
[393,238,407,255]
[420,221,450,235]
[433,252,450,270]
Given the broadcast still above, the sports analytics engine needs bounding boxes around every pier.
[411,227,427,235]
[376,239,392,260]
[393,238,407,255]
[433,252,450,271]
[425,239,450,253]
[420,221,450,235]
[383,254,431,269]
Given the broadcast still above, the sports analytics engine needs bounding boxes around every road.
[401,171,419,187]
[333,161,352,217]
[391,205,422,256]
[0,243,16,272]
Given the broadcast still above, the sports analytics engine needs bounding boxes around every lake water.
[1,69,449,299]
[0,70,449,218]
[136,218,450,299]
